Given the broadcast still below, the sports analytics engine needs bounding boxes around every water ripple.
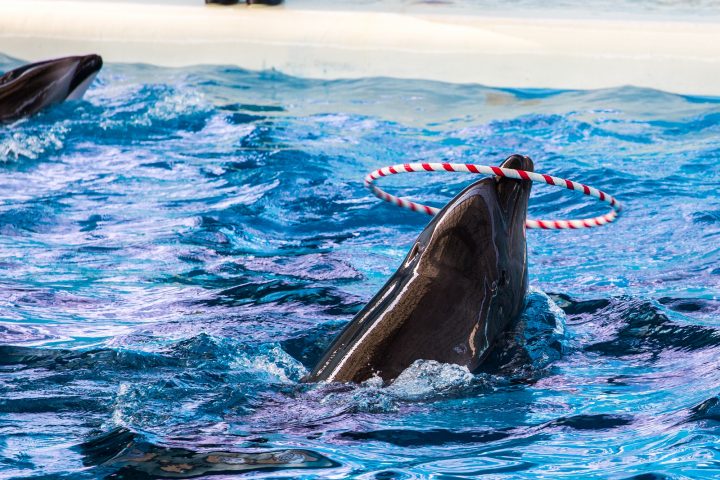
[1,54,719,478]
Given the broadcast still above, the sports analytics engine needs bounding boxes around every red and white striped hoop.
[364,162,622,230]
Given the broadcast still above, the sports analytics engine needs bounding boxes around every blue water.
[1,55,720,479]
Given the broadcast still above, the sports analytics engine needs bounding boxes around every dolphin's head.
[405,154,532,278]
[0,55,102,93]
[0,54,103,123]
[396,154,534,365]
[66,54,103,100]
[72,55,103,86]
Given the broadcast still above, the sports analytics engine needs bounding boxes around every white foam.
[387,359,477,400]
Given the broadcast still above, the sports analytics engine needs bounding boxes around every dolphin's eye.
[403,243,421,267]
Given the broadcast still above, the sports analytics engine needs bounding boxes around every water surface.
[1,56,720,478]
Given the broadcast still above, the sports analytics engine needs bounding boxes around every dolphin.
[304,154,533,384]
[0,54,103,123]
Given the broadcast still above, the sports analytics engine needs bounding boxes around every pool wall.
[0,0,719,95]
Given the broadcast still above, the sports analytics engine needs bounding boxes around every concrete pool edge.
[1,0,719,96]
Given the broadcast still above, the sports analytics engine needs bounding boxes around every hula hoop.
[364,163,622,230]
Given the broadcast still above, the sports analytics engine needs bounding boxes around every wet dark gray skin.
[305,154,534,384]
[0,54,103,124]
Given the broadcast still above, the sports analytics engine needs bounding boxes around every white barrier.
[1,0,718,95]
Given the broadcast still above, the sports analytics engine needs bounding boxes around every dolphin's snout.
[500,154,534,174]
[80,54,103,74]
[492,154,534,219]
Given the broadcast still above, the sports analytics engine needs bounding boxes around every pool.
[1,55,720,478]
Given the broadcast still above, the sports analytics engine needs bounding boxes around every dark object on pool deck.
[81,427,339,478]
[205,0,284,5]
[304,154,533,384]
[0,54,102,124]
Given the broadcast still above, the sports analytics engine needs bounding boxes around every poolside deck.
[1,0,719,95]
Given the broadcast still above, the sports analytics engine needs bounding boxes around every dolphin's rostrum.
[305,154,534,383]
[0,54,103,124]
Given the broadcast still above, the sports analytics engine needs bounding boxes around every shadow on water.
[339,414,631,447]
[549,293,720,357]
[688,395,720,423]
